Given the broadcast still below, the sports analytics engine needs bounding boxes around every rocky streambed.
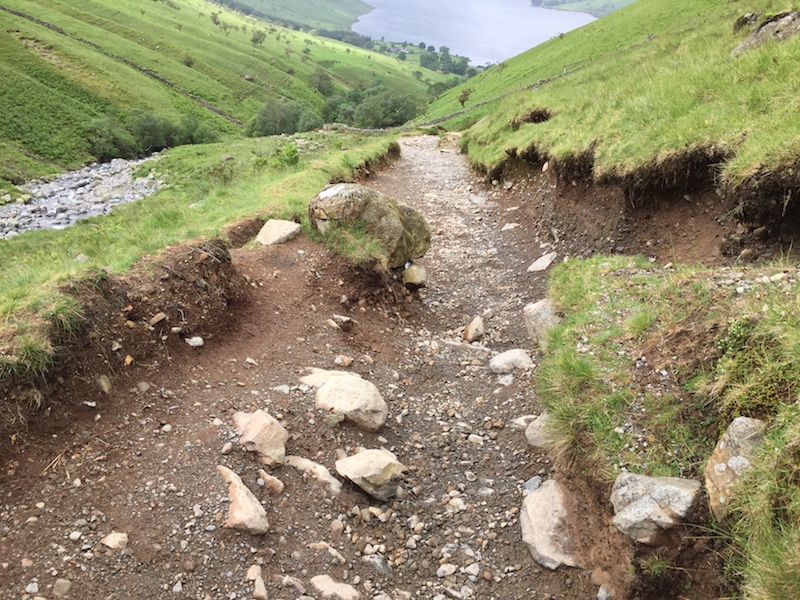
[0,156,163,240]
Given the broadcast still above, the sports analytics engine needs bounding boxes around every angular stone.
[520,479,580,569]
[256,219,302,246]
[99,531,128,550]
[610,473,700,545]
[463,316,485,342]
[217,465,269,535]
[253,574,268,600]
[285,455,342,495]
[489,349,533,373]
[523,299,560,350]
[310,574,361,600]
[309,183,430,268]
[527,251,558,272]
[234,410,289,466]
[53,578,73,597]
[705,416,766,520]
[335,449,405,502]
[312,372,388,432]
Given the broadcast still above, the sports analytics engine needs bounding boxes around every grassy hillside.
[214,0,371,30]
[0,0,440,190]
[422,0,800,216]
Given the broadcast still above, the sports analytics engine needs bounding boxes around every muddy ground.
[1,135,770,600]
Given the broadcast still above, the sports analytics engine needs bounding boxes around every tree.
[439,45,450,55]
[354,91,417,128]
[427,45,436,53]
[457,88,474,108]
[210,12,219,26]
[397,52,407,61]
[246,99,322,137]
[308,69,334,96]
[419,51,439,71]
[418,42,426,49]
[251,30,266,46]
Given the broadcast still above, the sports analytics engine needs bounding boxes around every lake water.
[352,0,595,66]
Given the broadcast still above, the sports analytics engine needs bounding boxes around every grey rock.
[53,578,73,597]
[520,479,580,569]
[489,349,533,373]
[705,416,766,520]
[255,219,302,245]
[335,449,405,501]
[525,412,550,451]
[309,183,430,268]
[527,251,558,272]
[523,299,560,350]
[610,473,701,545]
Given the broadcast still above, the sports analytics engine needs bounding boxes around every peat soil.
[0,135,757,600]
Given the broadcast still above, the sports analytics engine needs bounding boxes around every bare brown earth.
[1,135,769,600]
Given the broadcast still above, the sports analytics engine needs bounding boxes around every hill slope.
[421,0,800,222]
[0,0,438,189]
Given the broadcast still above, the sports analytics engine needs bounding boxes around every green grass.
[533,0,636,18]
[421,0,800,192]
[0,130,398,377]
[222,0,371,31]
[0,0,443,187]
[537,255,800,593]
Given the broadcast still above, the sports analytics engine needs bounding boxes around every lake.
[352,0,595,65]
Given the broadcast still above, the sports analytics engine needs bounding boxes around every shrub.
[85,115,138,161]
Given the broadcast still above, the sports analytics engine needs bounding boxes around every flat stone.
[100,531,128,550]
[256,219,302,246]
[525,412,550,451]
[285,455,342,495]
[527,251,558,272]
[53,578,73,597]
[463,316,485,342]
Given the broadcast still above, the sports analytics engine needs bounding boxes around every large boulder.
[610,473,700,545]
[520,479,581,569]
[705,417,766,520]
[308,183,431,268]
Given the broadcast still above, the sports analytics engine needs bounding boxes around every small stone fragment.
[100,531,128,550]
[335,449,405,502]
[234,410,289,466]
[310,574,361,600]
[463,316,485,342]
[216,465,269,535]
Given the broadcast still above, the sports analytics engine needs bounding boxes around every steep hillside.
[531,0,636,18]
[0,0,439,189]
[213,0,371,30]
[422,0,800,223]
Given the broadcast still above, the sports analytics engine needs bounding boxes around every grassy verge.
[538,254,800,593]
[422,0,800,194]
[0,131,398,380]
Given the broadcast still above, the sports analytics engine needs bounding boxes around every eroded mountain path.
[1,136,625,600]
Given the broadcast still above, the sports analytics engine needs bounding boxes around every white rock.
[234,410,289,465]
[527,251,558,272]
[489,349,533,373]
[402,263,427,289]
[53,578,73,597]
[463,316,485,342]
[253,574,268,600]
[313,373,388,432]
[437,564,457,577]
[257,469,285,494]
[247,565,263,581]
[100,531,128,549]
[185,336,204,347]
[285,455,342,495]
[525,412,550,451]
[309,574,361,600]
[520,480,580,569]
[256,219,302,246]
[610,473,701,545]
[523,299,560,350]
[335,449,405,501]
[216,465,269,535]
